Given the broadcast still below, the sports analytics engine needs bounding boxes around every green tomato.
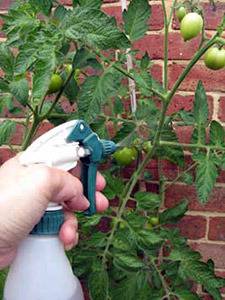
[113,147,138,166]
[176,6,186,22]
[48,74,63,94]
[204,47,225,70]
[180,12,203,41]
[143,141,152,153]
[146,222,153,230]
[149,216,160,226]
[74,68,81,82]
[65,64,72,75]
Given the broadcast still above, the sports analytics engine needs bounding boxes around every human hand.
[0,154,108,268]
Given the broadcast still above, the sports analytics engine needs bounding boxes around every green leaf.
[29,0,53,16]
[193,81,208,144]
[61,71,79,104]
[210,120,225,146]
[0,44,14,79]
[64,7,129,50]
[114,253,144,271]
[123,0,151,41]
[32,48,57,101]
[88,261,109,300]
[113,97,124,115]
[113,122,136,144]
[78,69,121,122]
[137,229,163,248]
[136,99,159,128]
[54,5,69,21]
[132,70,152,97]
[174,288,200,300]
[194,153,218,203]
[160,200,188,224]
[0,78,9,93]
[75,0,103,8]
[90,118,108,139]
[140,52,151,70]
[9,77,29,106]
[134,191,160,211]
[0,120,16,146]
[73,48,97,69]
[83,214,102,227]
[103,171,125,199]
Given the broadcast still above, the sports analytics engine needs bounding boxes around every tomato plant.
[176,6,186,22]
[0,0,225,299]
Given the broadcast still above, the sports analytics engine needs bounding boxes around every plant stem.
[159,140,225,152]
[21,114,40,150]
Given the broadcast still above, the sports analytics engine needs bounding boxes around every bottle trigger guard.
[19,120,117,216]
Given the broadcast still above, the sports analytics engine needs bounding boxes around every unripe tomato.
[48,74,63,94]
[146,222,153,230]
[113,147,138,166]
[74,68,81,82]
[204,47,225,70]
[143,141,152,153]
[149,216,160,226]
[176,6,186,22]
[180,12,203,41]
[65,64,72,75]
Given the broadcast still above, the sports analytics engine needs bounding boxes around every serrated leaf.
[0,120,16,146]
[136,99,159,128]
[113,122,136,144]
[113,97,124,115]
[210,120,225,146]
[73,48,97,69]
[160,200,188,224]
[9,77,29,106]
[0,44,14,79]
[103,171,125,199]
[61,71,79,104]
[140,52,151,70]
[134,191,160,211]
[174,288,200,300]
[180,172,193,185]
[32,48,57,101]
[114,253,144,271]
[83,214,102,227]
[78,69,121,122]
[29,0,53,16]
[132,70,152,97]
[194,153,218,203]
[123,0,151,41]
[90,118,108,139]
[88,261,109,300]
[0,78,9,93]
[75,0,102,8]
[54,5,69,21]
[64,7,129,50]
[137,229,163,247]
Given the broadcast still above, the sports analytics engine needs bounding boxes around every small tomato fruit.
[204,47,225,70]
[48,74,63,94]
[113,147,138,166]
[146,222,153,230]
[176,6,186,22]
[143,141,152,153]
[65,64,72,75]
[149,216,160,226]
[180,12,203,41]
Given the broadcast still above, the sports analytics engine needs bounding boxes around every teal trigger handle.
[66,120,117,216]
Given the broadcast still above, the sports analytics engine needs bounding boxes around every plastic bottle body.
[4,235,84,300]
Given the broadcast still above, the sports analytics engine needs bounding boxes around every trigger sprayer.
[3,120,117,300]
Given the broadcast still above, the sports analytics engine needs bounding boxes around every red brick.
[168,63,225,92]
[208,217,225,241]
[167,94,213,119]
[175,125,193,144]
[10,122,54,146]
[0,148,14,165]
[191,242,225,269]
[0,0,12,10]
[165,184,225,213]
[218,97,225,122]
[134,32,200,60]
[173,2,225,31]
[151,64,162,83]
[177,215,207,239]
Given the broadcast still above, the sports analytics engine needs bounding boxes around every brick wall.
[1,0,225,298]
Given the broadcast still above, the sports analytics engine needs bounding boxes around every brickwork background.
[0,0,225,298]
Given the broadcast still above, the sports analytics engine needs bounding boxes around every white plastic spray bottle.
[3,120,117,300]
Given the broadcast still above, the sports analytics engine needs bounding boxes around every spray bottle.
[3,120,117,300]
